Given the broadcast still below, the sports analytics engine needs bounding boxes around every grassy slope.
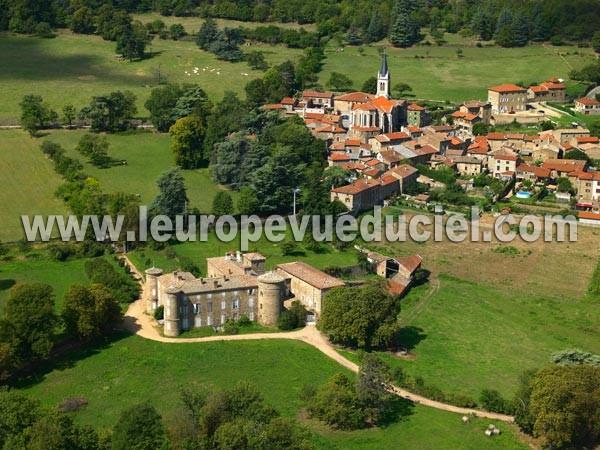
[321,37,595,102]
[0,31,302,121]
[0,130,69,241]
[0,253,90,313]
[16,334,526,449]
[393,275,600,400]
[39,129,238,213]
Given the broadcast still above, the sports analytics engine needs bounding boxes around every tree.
[565,148,590,161]
[62,104,76,128]
[495,8,515,48]
[171,85,211,123]
[471,8,493,41]
[318,283,401,349]
[556,177,573,193]
[551,348,600,367]
[357,354,393,423]
[169,23,186,40]
[237,186,259,215]
[593,30,600,54]
[116,20,149,61]
[361,76,378,94]
[212,191,234,216]
[169,115,207,169]
[528,365,600,448]
[280,241,297,256]
[0,391,42,448]
[19,94,57,135]
[70,7,95,34]
[328,72,353,91]
[111,404,168,450]
[246,50,269,70]
[512,13,529,47]
[62,284,122,341]
[25,411,100,450]
[79,90,137,132]
[0,284,58,364]
[392,82,412,97]
[196,18,219,50]
[75,134,110,166]
[144,84,183,132]
[472,122,490,136]
[390,11,418,48]
[150,168,189,219]
[479,389,511,413]
[366,9,387,43]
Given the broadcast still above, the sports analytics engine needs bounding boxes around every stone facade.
[487,84,527,114]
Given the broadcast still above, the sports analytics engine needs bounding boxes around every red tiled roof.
[407,103,425,111]
[542,159,587,172]
[261,103,285,110]
[494,154,519,161]
[406,126,422,133]
[281,97,296,104]
[302,90,333,99]
[335,92,375,102]
[488,84,526,93]
[486,132,506,140]
[516,164,551,178]
[277,262,345,289]
[363,168,382,177]
[384,164,419,179]
[331,178,379,194]
[579,211,600,221]
[352,102,377,111]
[395,254,423,274]
[329,153,351,161]
[576,136,599,144]
[371,96,396,113]
[374,132,410,143]
[576,97,600,106]
[315,125,345,133]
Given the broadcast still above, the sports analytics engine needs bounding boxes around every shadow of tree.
[0,279,16,292]
[378,396,416,427]
[396,326,427,351]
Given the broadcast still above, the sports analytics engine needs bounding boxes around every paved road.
[121,254,514,422]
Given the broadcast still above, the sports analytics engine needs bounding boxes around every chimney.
[213,280,219,288]
[236,251,242,263]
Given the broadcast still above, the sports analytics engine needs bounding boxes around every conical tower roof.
[379,51,389,77]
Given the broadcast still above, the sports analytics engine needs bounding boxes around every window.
[207,315,213,326]
[232,299,239,309]
[248,297,254,308]
[248,288,255,295]
[196,295,201,300]
[195,317,201,327]
[233,313,238,322]
[193,304,199,314]
[152,288,156,297]
[221,300,226,310]
[221,314,226,324]
[207,302,212,312]
[248,311,254,321]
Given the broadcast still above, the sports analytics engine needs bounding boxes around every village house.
[418,129,451,154]
[541,159,588,178]
[487,84,528,114]
[488,153,521,178]
[568,171,600,205]
[451,110,481,137]
[540,128,591,146]
[369,131,411,153]
[365,251,423,296]
[574,97,600,115]
[459,100,492,124]
[407,103,429,127]
[515,164,551,183]
[527,78,566,103]
[331,176,400,212]
[384,164,419,191]
[453,156,483,177]
[302,90,334,110]
[578,211,600,227]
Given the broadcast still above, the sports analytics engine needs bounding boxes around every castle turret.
[377,51,390,99]
[163,285,181,337]
[257,272,285,327]
[144,267,163,314]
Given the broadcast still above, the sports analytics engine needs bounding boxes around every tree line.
[2,0,599,49]
[0,381,314,449]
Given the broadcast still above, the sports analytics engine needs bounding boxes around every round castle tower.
[257,272,285,327]
[163,285,181,337]
[144,267,163,314]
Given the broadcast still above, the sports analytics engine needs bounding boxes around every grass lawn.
[0,31,302,121]
[0,130,70,242]
[38,129,238,213]
[0,251,91,313]
[321,37,595,103]
[15,333,526,449]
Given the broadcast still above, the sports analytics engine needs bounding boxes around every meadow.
[0,30,302,121]
[0,130,69,241]
[320,37,596,103]
[15,333,526,449]
[0,129,238,241]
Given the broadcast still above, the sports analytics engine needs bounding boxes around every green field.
[0,130,70,241]
[0,251,90,313]
[348,274,600,401]
[15,334,526,449]
[0,129,238,241]
[0,31,302,121]
[321,37,596,102]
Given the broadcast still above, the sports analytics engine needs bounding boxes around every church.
[332,53,406,142]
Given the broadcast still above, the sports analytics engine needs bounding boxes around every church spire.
[376,50,390,99]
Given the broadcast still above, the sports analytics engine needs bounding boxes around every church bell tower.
[377,51,391,99]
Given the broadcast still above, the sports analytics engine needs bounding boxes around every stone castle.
[145,251,345,337]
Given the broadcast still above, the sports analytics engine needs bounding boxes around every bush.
[153,305,164,321]
[479,389,511,413]
[278,300,307,330]
[223,319,239,334]
[237,315,251,327]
